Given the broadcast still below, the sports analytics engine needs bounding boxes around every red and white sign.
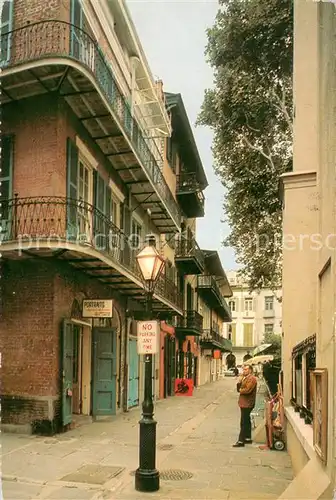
[137,321,159,354]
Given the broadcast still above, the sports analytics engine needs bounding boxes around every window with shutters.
[0,135,14,239]
[229,300,236,312]
[243,323,253,347]
[244,297,253,311]
[1,0,14,66]
[265,296,274,311]
[230,324,236,346]
[130,218,142,249]
[77,158,93,239]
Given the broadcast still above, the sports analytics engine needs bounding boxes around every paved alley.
[2,379,293,499]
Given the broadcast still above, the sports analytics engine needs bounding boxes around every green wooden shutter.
[66,138,78,240]
[1,0,14,66]
[70,0,83,58]
[0,135,14,241]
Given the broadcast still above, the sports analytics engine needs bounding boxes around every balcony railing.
[177,172,204,198]
[0,197,182,310]
[175,237,204,265]
[176,310,203,332]
[1,20,180,229]
[201,329,232,351]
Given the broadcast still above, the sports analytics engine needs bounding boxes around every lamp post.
[135,237,165,493]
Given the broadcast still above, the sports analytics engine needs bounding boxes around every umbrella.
[252,344,272,357]
[247,354,274,365]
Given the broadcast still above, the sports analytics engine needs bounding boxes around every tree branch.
[241,134,275,169]
[272,87,293,136]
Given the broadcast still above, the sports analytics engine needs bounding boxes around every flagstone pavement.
[2,378,294,499]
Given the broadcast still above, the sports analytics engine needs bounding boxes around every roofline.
[165,92,208,188]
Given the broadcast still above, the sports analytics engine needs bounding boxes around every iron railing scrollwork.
[197,275,231,315]
[177,309,203,332]
[175,236,204,268]
[0,196,182,309]
[201,328,230,350]
[1,20,180,229]
[176,172,204,201]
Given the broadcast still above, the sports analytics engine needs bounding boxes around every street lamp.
[135,237,165,493]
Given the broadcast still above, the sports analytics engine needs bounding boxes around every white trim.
[71,318,92,327]
[109,178,125,203]
[285,406,315,460]
[76,136,98,170]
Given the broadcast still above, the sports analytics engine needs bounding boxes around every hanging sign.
[82,299,113,318]
[137,320,159,354]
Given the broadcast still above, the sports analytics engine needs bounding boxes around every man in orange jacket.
[233,364,257,447]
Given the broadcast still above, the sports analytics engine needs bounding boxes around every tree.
[198,0,293,290]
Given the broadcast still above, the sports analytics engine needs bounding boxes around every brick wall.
[1,259,58,429]
[3,95,67,198]
[1,257,127,432]
[13,0,70,29]
[2,93,128,200]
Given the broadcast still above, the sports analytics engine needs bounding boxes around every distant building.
[223,270,282,367]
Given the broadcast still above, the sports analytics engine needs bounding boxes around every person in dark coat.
[233,364,257,447]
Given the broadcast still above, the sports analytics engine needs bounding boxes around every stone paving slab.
[2,379,293,499]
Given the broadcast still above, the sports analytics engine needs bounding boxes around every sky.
[126,0,238,271]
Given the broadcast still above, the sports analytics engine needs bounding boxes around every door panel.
[92,328,116,416]
[72,326,82,414]
[62,320,74,426]
[128,337,139,408]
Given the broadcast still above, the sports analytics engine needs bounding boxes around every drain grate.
[160,469,193,481]
[158,444,174,451]
[61,464,124,485]
[130,469,192,481]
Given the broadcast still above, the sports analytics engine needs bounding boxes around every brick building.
[0,0,232,434]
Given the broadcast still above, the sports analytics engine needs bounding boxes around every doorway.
[186,283,193,312]
[164,335,176,398]
[62,320,87,426]
[128,336,139,408]
[92,328,117,416]
[72,324,83,414]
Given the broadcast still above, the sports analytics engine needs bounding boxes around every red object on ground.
[175,378,194,396]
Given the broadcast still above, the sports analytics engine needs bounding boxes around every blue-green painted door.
[62,320,74,426]
[92,328,117,416]
[128,337,139,408]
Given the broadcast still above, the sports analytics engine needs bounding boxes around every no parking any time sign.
[137,321,159,355]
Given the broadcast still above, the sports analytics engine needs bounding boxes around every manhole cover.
[61,465,124,485]
[160,469,193,481]
[129,469,192,480]
[158,444,174,451]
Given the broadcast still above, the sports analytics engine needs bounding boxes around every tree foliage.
[198,0,293,290]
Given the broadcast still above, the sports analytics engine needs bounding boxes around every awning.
[248,355,274,365]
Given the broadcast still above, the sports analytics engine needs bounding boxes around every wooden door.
[92,328,117,416]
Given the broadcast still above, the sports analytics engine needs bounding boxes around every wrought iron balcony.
[197,275,232,321]
[175,310,203,337]
[201,329,232,351]
[0,196,182,312]
[1,20,180,232]
[175,237,205,275]
[176,172,205,218]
